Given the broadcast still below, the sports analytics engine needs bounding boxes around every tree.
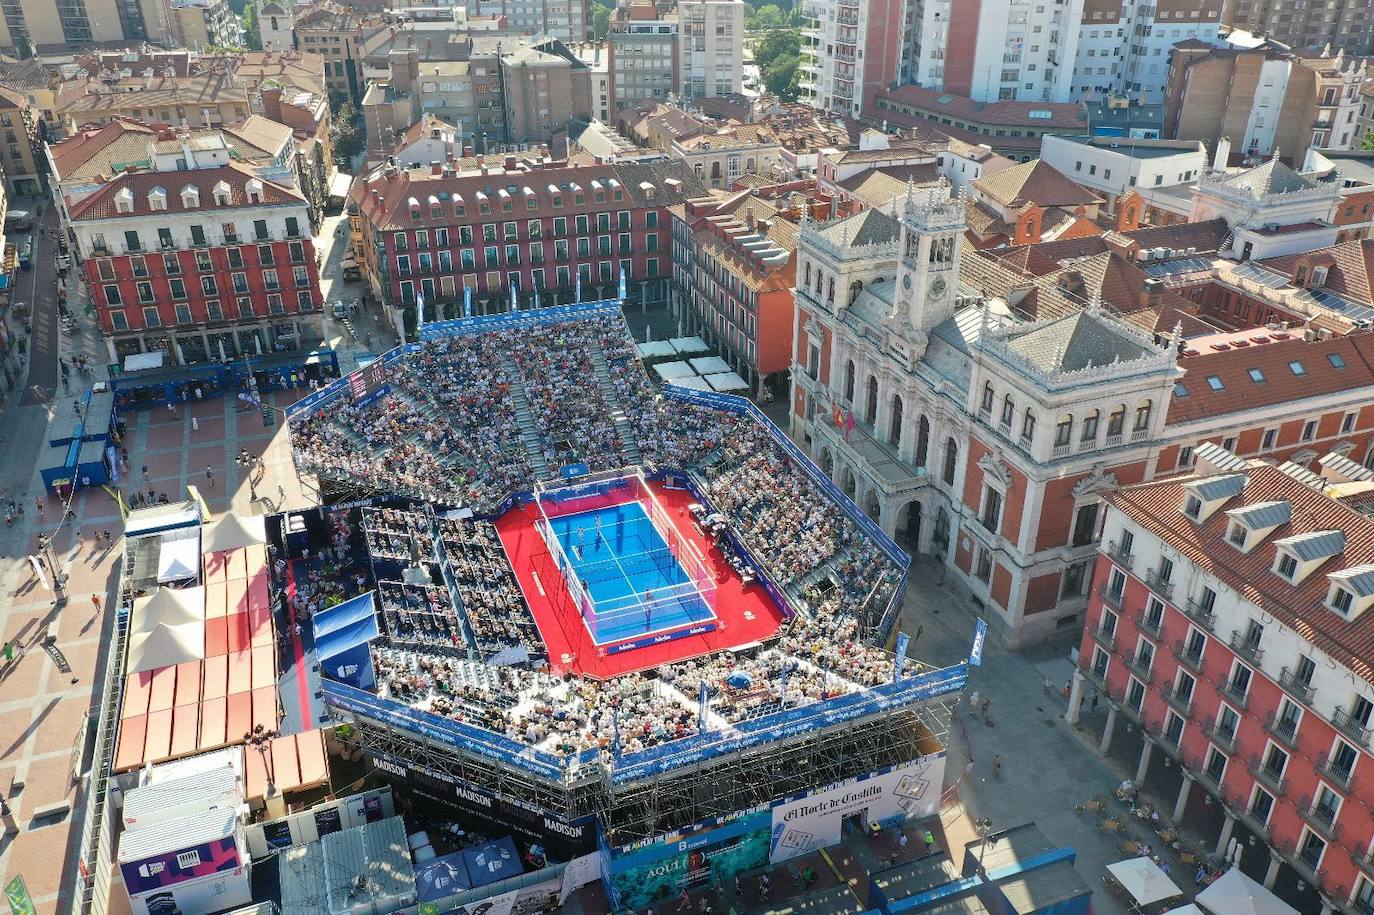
[1363,130,1374,151]
[593,1,613,39]
[240,3,262,51]
[754,29,801,100]
[746,3,789,30]
[332,102,364,167]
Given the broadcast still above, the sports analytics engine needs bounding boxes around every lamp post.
[36,533,66,605]
[245,725,280,797]
[974,817,994,877]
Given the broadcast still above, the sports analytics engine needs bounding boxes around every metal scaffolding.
[340,694,955,848]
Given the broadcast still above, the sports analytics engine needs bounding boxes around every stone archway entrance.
[933,507,952,556]
[898,500,922,551]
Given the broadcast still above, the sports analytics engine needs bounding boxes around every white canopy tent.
[653,361,697,381]
[669,336,709,355]
[1106,857,1183,906]
[157,537,201,583]
[688,356,732,374]
[636,341,677,359]
[704,371,750,392]
[130,586,205,634]
[1164,906,1205,915]
[203,513,268,553]
[1195,867,1298,915]
[127,620,205,674]
[667,376,713,391]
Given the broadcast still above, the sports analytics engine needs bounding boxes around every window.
[1248,367,1266,383]
[1330,352,1347,369]
[1107,405,1125,437]
[1000,394,1015,427]
[980,382,994,413]
[103,285,122,306]
[1178,445,1193,469]
[1262,428,1277,450]
[142,307,161,327]
[1206,375,1224,390]
[1072,503,1099,547]
[1021,408,1036,444]
[1302,420,1317,442]
[1276,552,1298,580]
[1289,360,1307,377]
[1342,412,1357,434]
[980,487,1003,533]
[169,278,186,300]
[1333,586,1355,616]
[1184,494,1202,518]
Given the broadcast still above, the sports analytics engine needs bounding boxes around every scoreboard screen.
[348,358,389,401]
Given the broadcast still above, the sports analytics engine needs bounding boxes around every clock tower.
[894,183,967,335]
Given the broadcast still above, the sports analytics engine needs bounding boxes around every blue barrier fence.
[419,299,622,341]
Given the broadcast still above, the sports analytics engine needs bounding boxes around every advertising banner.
[4,876,35,915]
[768,755,947,863]
[120,836,242,895]
[608,811,771,912]
[363,748,597,857]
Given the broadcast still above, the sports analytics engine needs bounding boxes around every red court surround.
[494,480,787,679]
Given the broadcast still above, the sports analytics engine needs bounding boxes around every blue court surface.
[548,501,714,644]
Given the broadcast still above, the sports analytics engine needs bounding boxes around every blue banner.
[417,291,426,327]
[698,680,708,731]
[575,270,582,304]
[894,631,909,683]
[509,280,517,312]
[604,621,716,654]
[464,284,472,318]
[970,618,987,667]
[618,265,627,301]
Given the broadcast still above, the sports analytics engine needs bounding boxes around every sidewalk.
[894,557,1135,915]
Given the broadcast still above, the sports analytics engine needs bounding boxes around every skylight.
[1248,368,1266,383]
[1289,361,1307,376]
[1207,375,1225,390]
[1329,353,1346,369]
[1174,382,1189,398]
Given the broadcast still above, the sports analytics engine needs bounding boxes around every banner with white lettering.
[557,852,603,904]
[767,755,946,863]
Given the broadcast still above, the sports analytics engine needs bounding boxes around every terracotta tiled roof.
[1261,239,1374,307]
[839,165,942,210]
[49,118,157,182]
[877,84,1087,130]
[68,162,303,221]
[1118,218,1230,254]
[973,159,1102,209]
[1167,334,1374,424]
[1112,461,1374,685]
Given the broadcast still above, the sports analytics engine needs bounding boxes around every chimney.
[431,161,442,175]
[1213,137,1231,172]
[504,155,517,170]
[746,205,755,231]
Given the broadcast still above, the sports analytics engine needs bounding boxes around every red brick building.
[348,155,704,336]
[70,161,322,364]
[1072,446,1374,913]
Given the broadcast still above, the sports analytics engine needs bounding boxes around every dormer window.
[1312,266,1329,286]
[1271,529,1346,585]
[245,178,264,203]
[213,180,231,206]
[1224,500,1291,554]
[180,184,199,208]
[114,187,134,214]
[1275,551,1299,581]
[1227,522,1247,547]
[147,186,167,211]
[1326,564,1374,619]
[1181,473,1247,523]
[1184,495,1203,519]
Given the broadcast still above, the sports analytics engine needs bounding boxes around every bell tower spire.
[895,183,967,333]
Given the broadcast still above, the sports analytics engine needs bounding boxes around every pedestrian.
[1062,680,1072,701]
[190,416,199,432]
[102,530,111,544]
[968,689,980,715]
[897,831,908,852]
[981,696,991,721]
[1091,689,1100,711]
[992,754,1002,777]
[34,498,42,515]
[141,464,149,479]
[166,401,176,418]
[91,593,102,611]
[1043,676,1052,696]
[923,829,935,852]
[205,466,214,488]
[2,641,10,663]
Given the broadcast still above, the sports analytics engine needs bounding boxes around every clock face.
[930,278,947,297]
[902,275,912,291]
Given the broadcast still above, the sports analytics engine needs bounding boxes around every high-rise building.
[1072,0,1223,104]
[167,0,242,50]
[481,0,589,42]
[607,0,678,115]
[677,0,744,99]
[1226,0,1374,58]
[798,0,905,118]
[0,0,165,53]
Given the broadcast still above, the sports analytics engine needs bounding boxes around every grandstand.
[286,302,964,888]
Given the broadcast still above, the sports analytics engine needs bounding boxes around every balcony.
[1263,713,1299,749]
[1135,609,1163,639]
[1298,797,1341,841]
[1278,666,1316,706]
[1097,582,1125,610]
[1160,684,1193,717]
[1089,624,1116,651]
[1351,848,1374,881]
[1332,706,1371,747]
[1190,755,1226,795]
[1124,651,1154,683]
[1182,597,1217,631]
[1215,676,1250,710]
[1105,540,1134,570]
[1202,716,1238,754]
[1317,753,1356,790]
[1142,568,1174,599]
[1172,640,1204,673]
[1228,630,1265,665]
[1247,756,1287,796]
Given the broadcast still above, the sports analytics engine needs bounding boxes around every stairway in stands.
[587,346,643,466]
[501,355,554,480]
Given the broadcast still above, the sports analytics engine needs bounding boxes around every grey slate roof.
[1319,452,1374,482]
[811,207,901,249]
[1219,158,1319,197]
[1189,473,1247,502]
[1226,500,1292,530]
[1001,310,1154,373]
[1194,441,1249,472]
[1331,563,1374,598]
[1276,529,1347,561]
[1278,461,1326,489]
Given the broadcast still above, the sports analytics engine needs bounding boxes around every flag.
[509,280,517,311]
[533,283,541,310]
[416,291,426,326]
[611,706,621,758]
[618,264,627,300]
[779,658,788,697]
[832,403,843,427]
[893,631,909,683]
[575,269,582,303]
[27,555,48,592]
[697,679,709,731]
[5,876,36,915]
[844,411,855,442]
[970,618,988,667]
[463,283,472,318]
